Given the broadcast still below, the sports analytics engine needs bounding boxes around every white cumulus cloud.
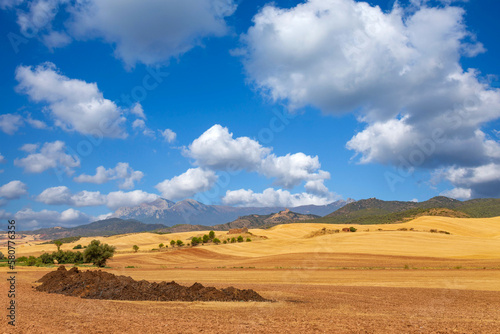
[13,207,92,230]
[0,180,28,199]
[14,140,80,174]
[16,62,127,138]
[222,187,340,207]
[238,0,500,197]
[67,0,237,67]
[36,186,158,210]
[155,167,218,201]
[74,162,144,189]
[160,129,177,143]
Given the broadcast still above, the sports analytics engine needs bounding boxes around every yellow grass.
[3,215,500,260]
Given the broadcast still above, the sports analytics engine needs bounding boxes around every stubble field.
[2,216,500,333]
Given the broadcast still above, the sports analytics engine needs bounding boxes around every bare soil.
[2,269,500,333]
[35,265,268,302]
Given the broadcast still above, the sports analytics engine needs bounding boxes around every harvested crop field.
[2,217,500,333]
[2,269,500,333]
[36,265,268,302]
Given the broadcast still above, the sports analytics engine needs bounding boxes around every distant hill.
[312,196,500,225]
[22,218,166,240]
[212,209,320,230]
[152,209,320,233]
[113,198,353,226]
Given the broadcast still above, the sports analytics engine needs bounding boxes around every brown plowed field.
[1,269,500,333]
[2,217,500,333]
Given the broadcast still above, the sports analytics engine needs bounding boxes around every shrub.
[213,238,221,244]
[191,237,200,246]
[176,240,184,247]
[170,240,176,246]
[349,227,357,232]
[246,238,251,242]
[202,234,210,243]
[159,243,164,249]
[17,256,27,263]
[73,244,83,249]
[208,231,215,240]
[39,252,54,264]
[0,251,4,260]
[83,240,116,267]
[27,256,37,266]
[230,237,236,243]
[133,245,139,253]
[237,236,244,243]
[223,240,227,244]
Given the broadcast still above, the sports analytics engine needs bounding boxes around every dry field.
[2,216,500,333]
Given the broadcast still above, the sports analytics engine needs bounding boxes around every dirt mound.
[36,266,269,302]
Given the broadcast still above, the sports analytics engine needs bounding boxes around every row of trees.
[129,231,252,253]
[18,240,115,267]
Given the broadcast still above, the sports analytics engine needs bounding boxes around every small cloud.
[0,180,28,200]
[130,103,146,119]
[0,114,24,135]
[160,128,176,143]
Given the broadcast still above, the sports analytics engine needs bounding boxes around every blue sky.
[1,0,499,230]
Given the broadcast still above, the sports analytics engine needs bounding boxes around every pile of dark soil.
[36,266,269,302]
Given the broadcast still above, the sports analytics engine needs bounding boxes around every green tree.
[54,240,63,251]
[176,240,184,247]
[237,236,244,243]
[213,238,221,245]
[133,245,139,253]
[202,234,209,243]
[0,251,4,260]
[170,240,176,247]
[223,240,227,244]
[83,240,116,267]
[73,244,83,249]
[27,256,37,266]
[230,237,236,243]
[208,231,215,240]
[159,243,164,249]
[191,237,200,246]
[349,227,357,232]
[246,238,252,242]
[39,252,54,264]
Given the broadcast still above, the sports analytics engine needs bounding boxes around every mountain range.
[112,198,354,226]
[18,196,500,241]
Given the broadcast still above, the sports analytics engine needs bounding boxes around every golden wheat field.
[2,216,500,333]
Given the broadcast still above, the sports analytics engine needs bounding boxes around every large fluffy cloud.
[155,167,218,201]
[36,186,159,210]
[238,0,500,197]
[14,140,80,174]
[434,163,500,199]
[4,0,237,67]
[0,180,28,199]
[68,0,237,66]
[74,162,144,190]
[184,124,331,189]
[222,188,340,207]
[185,124,270,170]
[15,62,127,138]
